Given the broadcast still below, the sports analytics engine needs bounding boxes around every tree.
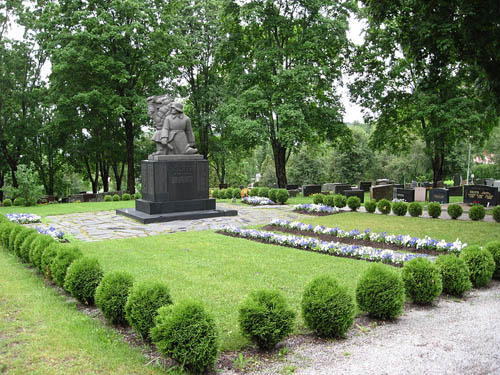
[222,0,352,187]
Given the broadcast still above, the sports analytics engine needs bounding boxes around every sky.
[6,12,366,123]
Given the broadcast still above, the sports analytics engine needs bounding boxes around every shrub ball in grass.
[3,198,12,207]
[14,197,25,206]
[238,290,295,350]
[364,199,377,213]
[151,301,219,374]
[0,222,16,249]
[134,192,142,200]
[333,194,347,209]
[211,189,219,199]
[95,271,134,325]
[485,241,500,279]
[492,206,500,223]
[259,187,270,198]
[468,204,486,221]
[121,193,131,201]
[13,227,37,258]
[232,188,242,199]
[347,196,361,211]
[408,202,423,217]
[355,264,405,320]
[51,246,83,287]
[301,276,355,338]
[29,235,56,270]
[7,225,24,253]
[427,202,442,218]
[447,204,463,220]
[323,194,335,207]
[434,255,471,297]
[104,195,113,202]
[377,199,391,215]
[64,257,104,305]
[19,233,39,264]
[125,281,173,340]
[392,201,408,216]
[249,187,259,197]
[268,188,279,202]
[460,246,495,287]
[112,194,120,201]
[312,193,324,205]
[401,257,443,304]
[41,243,61,279]
[276,189,290,204]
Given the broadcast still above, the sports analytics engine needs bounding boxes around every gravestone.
[333,184,352,195]
[359,181,372,192]
[429,188,449,204]
[344,189,364,203]
[447,186,463,196]
[485,178,495,187]
[436,181,445,188]
[286,184,299,190]
[420,182,432,188]
[414,187,427,202]
[494,180,500,192]
[410,181,418,188]
[464,185,499,207]
[370,184,394,201]
[393,184,404,189]
[219,183,228,189]
[376,179,391,185]
[453,174,461,187]
[303,184,322,197]
[322,183,337,192]
[288,189,299,197]
[395,188,415,202]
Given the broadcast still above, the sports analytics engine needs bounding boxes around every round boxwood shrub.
[14,197,25,206]
[125,281,173,340]
[468,204,485,221]
[492,206,500,223]
[238,290,295,350]
[112,194,120,201]
[427,202,442,218]
[364,199,376,213]
[377,199,391,215]
[276,189,290,204]
[268,188,279,202]
[232,188,241,199]
[249,187,259,197]
[347,196,361,211]
[0,222,16,249]
[485,241,500,279]
[401,257,443,304]
[356,264,405,320]
[121,193,131,201]
[7,226,24,253]
[151,301,219,374]
[29,235,55,270]
[51,246,83,288]
[13,227,36,259]
[3,198,12,207]
[134,192,142,200]
[408,202,423,217]
[104,195,113,202]
[19,232,39,264]
[392,201,408,216]
[40,243,61,279]
[323,194,335,207]
[459,245,495,287]
[447,204,463,220]
[64,257,104,305]
[333,194,346,209]
[301,276,355,338]
[312,193,324,205]
[434,255,471,297]
[211,188,219,199]
[259,187,270,198]
[95,271,134,325]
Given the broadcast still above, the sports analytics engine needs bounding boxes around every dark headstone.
[219,183,228,189]
[447,186,463,196]
[288,189,299,198]
[333,184,352,195]
[370,184,394,201]
[429,188,449,204]
[436,181,445,188]
[344,189,364,203]
[464,185,499,207]
[303,184,322,197]
[359,181,372,192]
[393,184,404,189]
[286,184,299,190]
[395,188,415,202]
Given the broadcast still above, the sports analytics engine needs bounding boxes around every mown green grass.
[0,250,165,375]
[0,201,135,217]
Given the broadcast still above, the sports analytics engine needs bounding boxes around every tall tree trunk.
[99,159,110,192]
[84,156,99,194]
[125,118,135,194]
[0,172,4,201]
[112,162,125,192]
[431,151,445,187]
[271,140,287,188]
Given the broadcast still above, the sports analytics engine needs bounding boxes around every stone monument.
[117,97,237,223]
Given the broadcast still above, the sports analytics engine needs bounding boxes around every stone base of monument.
[116,155,237,223]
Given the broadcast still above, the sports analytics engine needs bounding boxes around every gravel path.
[223,281,500,375]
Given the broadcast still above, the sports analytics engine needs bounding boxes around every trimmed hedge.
[392,201,408,216]
[51,246,83,288]
[276,189,290,204]
[19,233,39,264]
[0,222,16,249]
[427,202,441,218]
[485,241,500,279]
[14,197,25,206]
[364,199,376,213]
[238,290,295,350]
[402,257,442,304]
[493,206,500,223]
[347,196,361,211]
[447,204,463,220]
[112,194,120,201]
[269,188,279,202]
[434,255,472,297]
[259,187,270,198]
[29,235,56,271]
[211,188,220,199]
[13,227,36,258]
[333,194,346,209]
[312,193,324,205]
[377,199,391,215]
[95,271,134,325]
[460,246,495,287]
[104,195,113,202]
[468,204,485,221]
[122,193,131,201]
[134,193,142,200]
[323,194,335,207]
[408,202,423,217]
[40,243,60,279]
[3,199,12,207]
[64,257,104,304]
[7,226,24,253]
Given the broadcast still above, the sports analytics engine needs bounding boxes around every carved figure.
[160,102,198,155]
[147,95,172,156]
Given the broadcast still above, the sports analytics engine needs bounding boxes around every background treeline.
[1,0,499,201]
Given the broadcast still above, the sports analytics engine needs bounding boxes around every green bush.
[7,226,24,253]
[151,301,219,374]
[95,271,134,325]
[3,199,12,207]
[408,202,423,217]
[276,189,290,204]
[40,243,60,279]
[333,194,346,208]
[232,188,242,199]
[249,187,259,197]
[134,192,142,200]
[401,257,442,304]
[447,204,463,220]
[125,281,173,340]
[104,195,113,202]
[211,188,219,199]
[29,235,56,271]
[51,246,83,288]
[64,257,104,305]
[355,264,405,320]
[347,196,361,211]
[259,187,270,198]
[301,276,355,338]
[485,241,500,279]
[460,246,495,287]
[14,197,25,206]
[13,227,37,259]
[323,194,335,207]
[364,199,376,213]
[392,201,408,216]
[427,202,442,218]
[434,255,472,297]
[19,233,39,264]
[238,290,295,350]
[312,193,324,205]
[268,188,279,202]
[468,204,485,221]
[121,193,131,201]
[112,194,120,201]
[376,199,391,215]
[492,206,500,223]
[0,222,16,249]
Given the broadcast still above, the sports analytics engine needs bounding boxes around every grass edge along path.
[0,250,165,375]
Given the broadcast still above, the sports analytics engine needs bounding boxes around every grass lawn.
[0,201,135,217]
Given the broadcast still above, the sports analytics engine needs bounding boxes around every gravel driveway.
[222,281,500,375]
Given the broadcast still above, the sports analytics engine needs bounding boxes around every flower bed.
[219,226,429,267]
[269,219,466,254]
[293,204,340,216]
[6,213,42,224]
[242,197,276,206]
[35,226,66,242]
